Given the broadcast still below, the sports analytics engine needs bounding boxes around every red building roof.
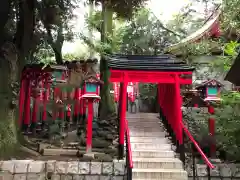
[165,6,221,53]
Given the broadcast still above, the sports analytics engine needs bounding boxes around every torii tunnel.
[107,54,195,158]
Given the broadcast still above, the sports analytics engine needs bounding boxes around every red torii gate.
[107,54,195,158]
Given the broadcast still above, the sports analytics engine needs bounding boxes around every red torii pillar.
[86,97,94,153]
[23,72,31,132]
[157,74,185,163]
[174,74,183,145]
[118,74,128,159]
[19,72,26,126]
[31,72,40,134]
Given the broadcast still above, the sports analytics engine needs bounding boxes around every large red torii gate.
[107,54,195,158]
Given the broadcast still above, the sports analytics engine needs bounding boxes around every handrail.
[180,122,215,169]
[125,119,133,168]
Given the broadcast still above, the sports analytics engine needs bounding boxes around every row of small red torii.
[18,69,96,128]
[18,72,136,129]
[18,66,137,153]
[113,82,138,103]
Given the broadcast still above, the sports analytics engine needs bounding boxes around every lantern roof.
[107,54,195,72]
[84,76,104,85]
[196,79,223,89]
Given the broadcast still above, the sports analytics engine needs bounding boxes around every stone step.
[130,132,166,137]
[130,128,164,132]
[132,150,175,158]
[128,119,160,122]
[128,124,163,128]
[129,128,164,133]
[129,126,164,130]
[128,120,161,124]
[131,143,171,150]
[129,123,162,126]
[132,168,188,180]
[133,157,183,169]
[129,123,161,127]
[130,137,169,143]
[133,179,186,180]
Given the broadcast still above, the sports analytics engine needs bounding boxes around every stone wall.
[187,163,240,180]
[0,160,125,180]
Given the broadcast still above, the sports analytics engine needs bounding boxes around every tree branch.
[150,11,186,38]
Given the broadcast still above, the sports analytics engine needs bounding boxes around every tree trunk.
[53,46,63,64]
[47,27,64,65]
[88,0,94,58]
[0,0,35,157]
[0,0,10,45]
[0,43,19,157]
[99,2,115,119]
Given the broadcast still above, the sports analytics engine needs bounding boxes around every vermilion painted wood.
[110,70,193,74]
[109,70,192,84]
[167,84,175,140]
[42,76,49,122]
[31,83,39,124]
[181,122,215,169]
[24,79,31,126]
[167,84,174,139]
[53,87,59,120]
[208,105,216,157]
[111,68,193,166]
[125,119,133,168]
[19,77,26,126]
[86,99,94,153]
[113,82,119,102]
[74,88,79,115]
[111,78,192,84]
[174,75,183,144]
[120,79,128,145]
[59,108,64,120]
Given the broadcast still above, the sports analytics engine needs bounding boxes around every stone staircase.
[127,113,188,180]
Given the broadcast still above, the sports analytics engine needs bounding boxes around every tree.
[36,0,77,64]
[0,0,78,156]
[0,0,36,156]
[119,8,181,54]
[82,0,150,118]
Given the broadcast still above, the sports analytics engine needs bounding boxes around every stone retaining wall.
[0,160,125,180]
[187,163,240,179]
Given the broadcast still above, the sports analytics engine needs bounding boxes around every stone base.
[0,160,125,180]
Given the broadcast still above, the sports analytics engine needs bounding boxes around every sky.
[147,0,190,22]
[62,0,200,54]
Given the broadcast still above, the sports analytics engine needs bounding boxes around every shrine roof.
[107,54,195,72]
[164,6,221,53]
[225,53,240,86]
[195,79,223,89]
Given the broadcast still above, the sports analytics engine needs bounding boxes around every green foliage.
[63,53,88,61]
[210,41,240,72]
[92,0,148,19]
[214,92,240,160]
[139,83,157,111]
[85,10,102,32]
[184,91,240,161]
[224,41,240,56]
[139,83,157,102]
[222,0,240,33]
[117,8,179,54]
